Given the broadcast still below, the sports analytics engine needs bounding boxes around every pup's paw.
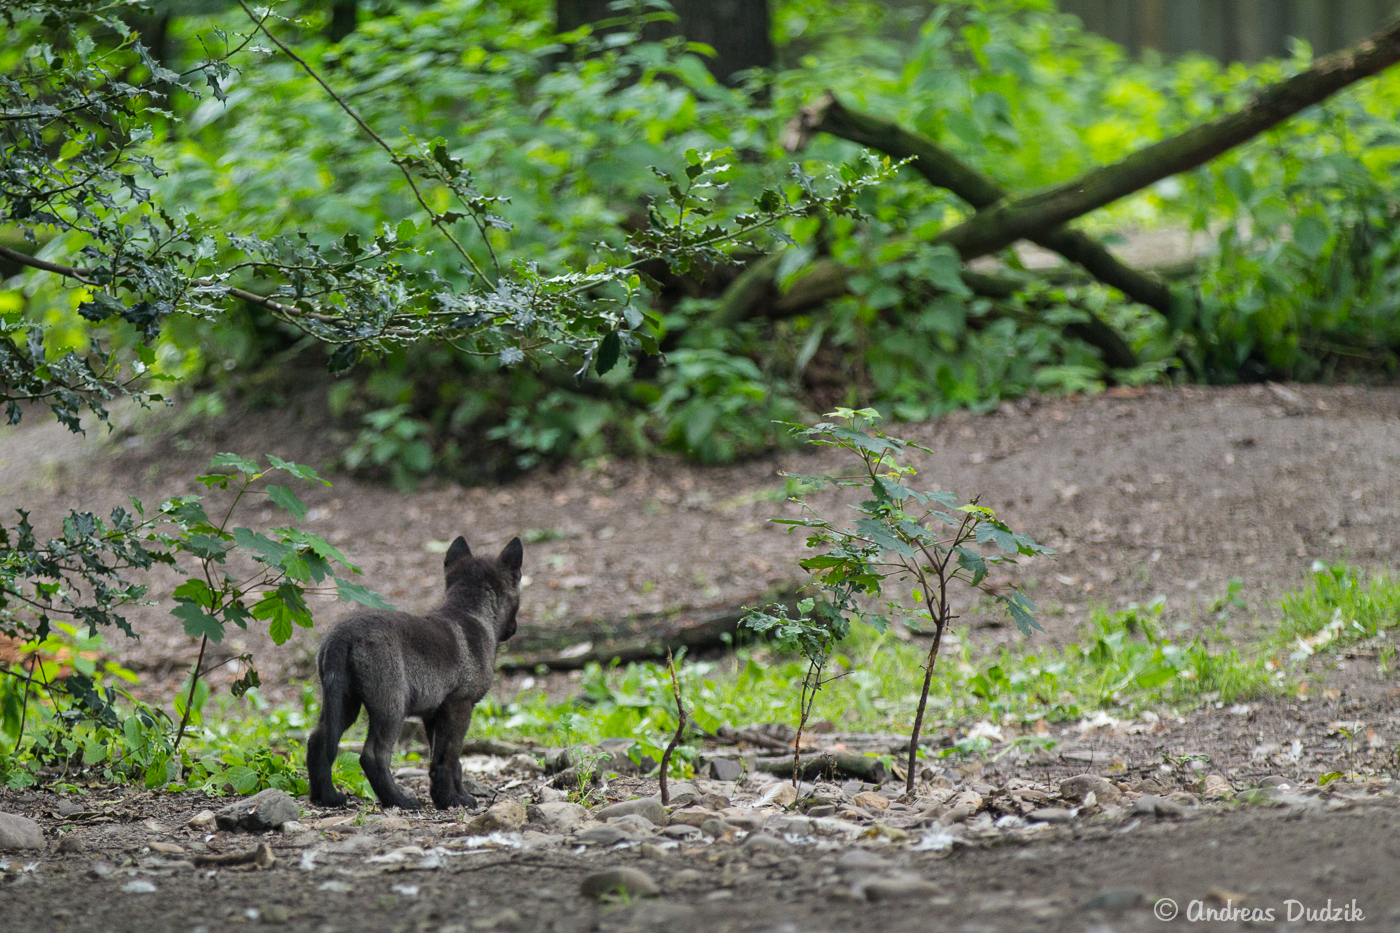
[310,790,348,808]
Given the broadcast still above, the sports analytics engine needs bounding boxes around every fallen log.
[752,751,892,784]
[935,16,1400,260]
[786,92,1177,318]
[495,586,804,671]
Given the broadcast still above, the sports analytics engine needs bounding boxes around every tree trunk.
[329,1,357,43]
[935,15,1400,260]
[556,0,773,86]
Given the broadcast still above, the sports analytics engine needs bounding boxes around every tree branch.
[934,16,1400,260]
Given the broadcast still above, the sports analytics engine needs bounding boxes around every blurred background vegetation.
[6,0,1400,485]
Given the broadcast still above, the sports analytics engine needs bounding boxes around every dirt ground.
[2,382,1400,930]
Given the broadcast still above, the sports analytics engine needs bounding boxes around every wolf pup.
[307,535,522,810]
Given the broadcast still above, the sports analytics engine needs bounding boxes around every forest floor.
[2,382,1400,931]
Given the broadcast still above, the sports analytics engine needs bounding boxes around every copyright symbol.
[1154,897,1179,921]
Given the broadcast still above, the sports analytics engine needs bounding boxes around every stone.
[836,849,895,877]
[1167,791,1200,808]
[1131,795,1184,819]
[594,798,668,826]
[1081,887,1147,912]
[535,801,587,834]
[666,806,714,828]
[661,824,701,840]
[1059,775,1121,806]
[1199,774,1235,801]
[638,842,668,860]
[852,792,889,811]
[699,819,731,838]
[371,816,412,833]
[467,799,526,834]
[280,821,307,835]
[610,814,659,835]
[740,834,791,854]
[0,813,44,850]
[121,880,157,894]
[1131,779,1165,795]
[861,873,941,902]
[260,904,290,925]
[1257,775,1292,789]
[705,757,745,782]
[718,808,767,832]
[697,793,731,811]
[757,782,797,808]
[55,834,85,855]
[148,841,186,856]
[215,789,300,832]
[579,867,660,900]
[575,825,632,846]
[1026,807,1074,824]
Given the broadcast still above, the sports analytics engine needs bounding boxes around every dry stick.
[936,15,1400,260]
[658,649,686,807]
[231,0,489,283]
[787,93,1177,318]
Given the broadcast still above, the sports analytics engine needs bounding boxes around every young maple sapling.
[745,409,1053,796]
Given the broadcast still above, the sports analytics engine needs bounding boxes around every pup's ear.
[498,537,523,576]
[445,536,471,566]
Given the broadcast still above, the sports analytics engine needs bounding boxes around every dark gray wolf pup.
[306,535,522,810]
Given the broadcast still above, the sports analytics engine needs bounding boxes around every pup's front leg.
[427,701,476,810]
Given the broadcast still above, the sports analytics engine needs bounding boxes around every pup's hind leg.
[308,695,360,807]
[360,700,421,810]
[426,701,475,810]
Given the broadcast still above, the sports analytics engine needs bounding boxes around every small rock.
[279,821,307,835]
[852,792,889,811]
[254,842,277,869]
[861,873,940,902]
[697,793,731,811]
[1026,807,1074,824]
[1257,775,1291,789]
[1059,775,1121,806]
[669,868,708,889]
[536,801,588,834]
[148,841,186,856]
[666,806,715,828]
[56,800,87,817]
[56,835,85,855]
[468,799,526,833]
[121,880,157,894]
[740,834,791,854]
[717,807,766,831]
[1199,774,1235,801]
[1081,887,1146,912]
[579,867,660,900]
[699,819,731,838]
[0,812,45,850]
[836,849,895,877]
[260,904,289,925]
[757,783,797,808]
[609,814,659,835]
[575,825,632,846]
[371,816,412,833]
[594,798,668,826]
[705,758,745,782]
[807,804,837,818]
[1167,791,1200,807]
[661,824,701,840]
[215,789,300,832]
[1131,779,1164,795]
[637,842,668,860]
[471,908,521,930]
[1131,795,1184,819]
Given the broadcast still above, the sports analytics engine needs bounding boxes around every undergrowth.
[4,560,1394,797]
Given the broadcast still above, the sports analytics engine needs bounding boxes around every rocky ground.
[3,746,1400,933]
[3,382,1400,929]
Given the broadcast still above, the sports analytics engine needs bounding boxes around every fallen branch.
[935,16,1400,259]
[786,93,1177,317]
[192,842,276,869]
[494,586,804,671]
[752,751,892,784]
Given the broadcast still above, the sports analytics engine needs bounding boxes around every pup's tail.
[315,637,352,769]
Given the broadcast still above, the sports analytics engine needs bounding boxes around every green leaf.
[975,522,1020,553]
[595,330,622,375]
[210,452,260,475]
[172,599,225,642]
[854,518,916,557]
[1000,591,1041,637]
[161,496,210,528]
[184,533,230,561]
[335,578,394,610]
[267,455,330,485]
[232,527,290,565]
[265,485,308,521]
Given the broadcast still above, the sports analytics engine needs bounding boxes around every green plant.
[745,407,1051,795]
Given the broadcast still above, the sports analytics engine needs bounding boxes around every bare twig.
[659,649,686,807]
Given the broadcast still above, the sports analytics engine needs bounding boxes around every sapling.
[658,649,686,806]
[747,409,1052,796]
